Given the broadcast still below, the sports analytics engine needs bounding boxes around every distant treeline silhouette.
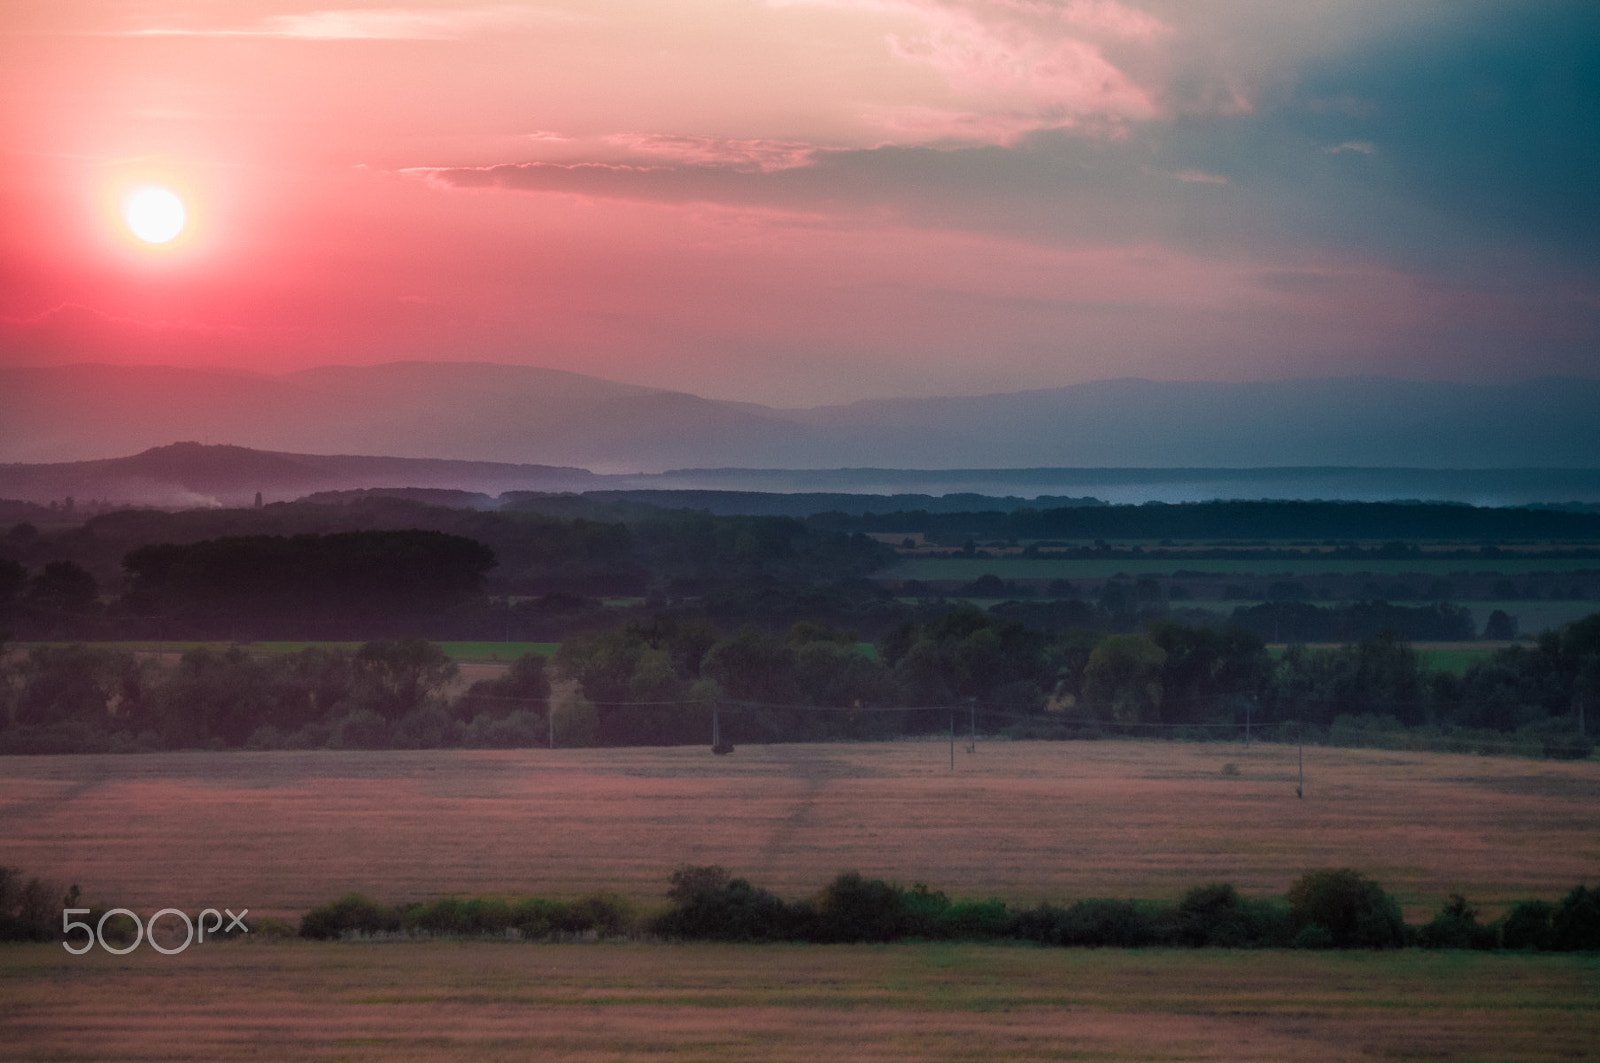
[288,866,1600,953]
[816,499,1600,544]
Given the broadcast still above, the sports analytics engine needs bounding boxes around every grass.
[6,741,1597,1061]
[4,741,1595,922]
[3,940,1596,1061]
[1262,643,1504,675]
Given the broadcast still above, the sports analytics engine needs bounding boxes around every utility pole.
[1296,722,1304,799]
[548,704,554,750]
[968,697,977,754]
[1245,697,1252,748]
[949,710,955,771]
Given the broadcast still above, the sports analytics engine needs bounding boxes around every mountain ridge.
[5,361,1600,471]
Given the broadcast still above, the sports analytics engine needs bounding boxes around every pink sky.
[2,0,1596,405]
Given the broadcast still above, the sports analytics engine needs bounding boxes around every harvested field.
[4,940,1597,1062]
[3,741,1596,920]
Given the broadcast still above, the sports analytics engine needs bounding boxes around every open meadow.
[3,740,1596,920]
[4,938,1597,1062]
[4,734,1600,1062]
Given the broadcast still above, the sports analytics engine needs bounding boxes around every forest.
[0,495,1596,757]
[1,611,1593,758]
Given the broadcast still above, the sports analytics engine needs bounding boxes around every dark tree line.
[0,499,897,639]
[286,865,1600,952]
[4,611,1596,757]
[815,499,1600,544]
[122,530,495,638]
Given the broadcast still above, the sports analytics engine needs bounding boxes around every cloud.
[883,2,1162,137]
[129,5,572,41]
[602,134,819,173]
[770,0,1169,144]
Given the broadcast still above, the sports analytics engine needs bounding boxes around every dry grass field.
[4,939,1597,1062]
[2,740,1596,920]
[5,740,1599,1062]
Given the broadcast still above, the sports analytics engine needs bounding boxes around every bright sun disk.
[122,186,187,244]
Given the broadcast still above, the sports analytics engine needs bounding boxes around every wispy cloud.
[129,5,574,41]
[1168,168,1228,184]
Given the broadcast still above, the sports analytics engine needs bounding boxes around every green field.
[1263,643,1505,675]
[5,940,1596,1062]
[888,557,1600,580]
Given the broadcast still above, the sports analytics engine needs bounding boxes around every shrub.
[935,898,1013,940]
[1055,898,1166,948]
[330,709,390,750]
[464,709,544,748]
[390,705,460,749]
[1551,884,1600,951]
[299,893,401,939]
[1174,883,1289,948]
[403,896,515,936]
[1499,899,1557,951]
[812,871,905,942]
[1286,869,1405,949]
[565,893,633,938]
[1416,894,1496,950]
[0,868,71,942]
[654,875,797,942]
[244,724,285,750]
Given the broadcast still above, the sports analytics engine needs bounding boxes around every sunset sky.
[2,0,1596,406]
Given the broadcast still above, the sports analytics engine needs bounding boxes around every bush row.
[297,891,635,941]
[293,867,1600,952]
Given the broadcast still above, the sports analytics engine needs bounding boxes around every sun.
[122,186,188,244]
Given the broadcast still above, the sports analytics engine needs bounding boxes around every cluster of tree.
[0,639,500,754]
[123,530,496,638]
[1228,601,1477,642]
[288,866,1600,952]
[0,498,897,639]
[4,612,1597,756]
[817,500,1600,544]
[0,867,81,943]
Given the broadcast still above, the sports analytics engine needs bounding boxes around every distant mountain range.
[7,442,1600,511]
[6,362,1600,473]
